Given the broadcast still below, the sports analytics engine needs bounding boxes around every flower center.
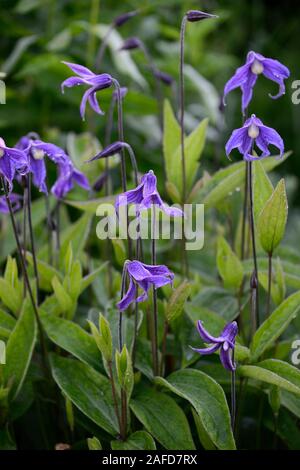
[0,148,4,158]
[32,149,45,160]
[251,59,264,75]
[248,123,260,139]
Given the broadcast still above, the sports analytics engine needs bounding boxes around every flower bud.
[119,37,141,51]
[87,141,127,163]
[114,10,138,28]
[154,69,174,86]
[186,10,218,22]
[88,314,112,362]
[115,345,134,398]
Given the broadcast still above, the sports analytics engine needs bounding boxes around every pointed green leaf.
[130,388,195,450]
[253,160,273,222]
[250,290,300,362]
[156,369,235,450]
[217,237,243,290]
[111,431,156,450]
[258,179,288,254]
[166,280,191,323]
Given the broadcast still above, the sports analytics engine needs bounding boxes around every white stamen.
[248,123,260,139]
[0,148,4,158]
[251,60,264,75]
[32,149,45,160]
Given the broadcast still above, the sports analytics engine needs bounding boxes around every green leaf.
[195,153,290,208]
[3,300,37,401]
[166,281,191,323]
[80,262,108,293]
[40,310,102,371]
[0,309,16,331]
[253,160,273,222]
[192,408,216,450]
[258,179,288,254]
[111,239,126,267]
[258,257,286,306]
[216,237,243,290]
[163,100,181,192]
[4,256,18,287]
[250,290,300,362]
[239,360,300,396]
[26,252,63,291]
[50,354,118,435]
[130,388,195,450]
[51,276,72,313]
[0,278,23,314]
[111,431,156,450]
[64,196,114,213]
[87,436,102,450]
[156,369,235,450]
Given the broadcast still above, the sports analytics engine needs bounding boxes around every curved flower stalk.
[95,10,139,69]
[120,37,173,132]
[225,114,284,161]
[0,193,22,213]
[192,320,238,429]
[223,51,290,114]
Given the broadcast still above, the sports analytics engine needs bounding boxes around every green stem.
[267,252,272,318]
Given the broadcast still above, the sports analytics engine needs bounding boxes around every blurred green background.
[0,0,299,201]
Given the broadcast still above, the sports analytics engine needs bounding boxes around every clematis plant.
[0,137,28,191]
[225,114,284,161]
[117,260,174,311]
[115,169,183,218]
[61,62,113,120]
[223,51,290,113]
[51,160,90,199]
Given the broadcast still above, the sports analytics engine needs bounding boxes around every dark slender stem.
[108,361,122,435]
[113,79,132,259]
[248,161,259,327]
[45,194,53,265]
[241,162,249,260]
[27,174,39,297]
[179,16,187,204]
[160,319,168,376]
[120,389,127,441]
[1,177,50,378]
[231,349,236,432]
[95,24,114,70]
[250,271,258,339]
[151,204,159,376]
[22,178,28,297]
[267,252,272,318]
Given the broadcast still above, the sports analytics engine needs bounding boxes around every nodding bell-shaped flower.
[186,10,218,22]
[117,260,174,311]
[223,51,290,113]
[61,62,113,120]
[191,320,238,371]
[225,114,284,161]
[0,137,28,191]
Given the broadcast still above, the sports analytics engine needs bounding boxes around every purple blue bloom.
[16,136,70,193]
[51,160,90,199]
[0,193,22,214]
[119,37,141,51]
[115,170,184,217]
[61,62,113,120]
[225,114,284,161]
[223,51,290,113]
[192,320,238,371]
[0,137,28,191]
[117,260,174,311]
[114,10,138,28]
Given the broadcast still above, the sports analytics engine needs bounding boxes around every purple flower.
[225,114,284,161]
[191,320,238,371]
[117,260,174,311]
[223,51,290,113]
[186,10,218,22]
[119,37,141,51]
[51,160,90,199]
[0,193,22,214]
[87,141,128,162]
[114,10,138,28]
[0,137,28,191]
[61,62,113,120]
[16,136,69,193]
[115,170,184,217]
[153,70,174,86]
[113,86,128,100]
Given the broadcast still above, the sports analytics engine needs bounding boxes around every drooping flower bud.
[186,10,218,22]
[113,10,138,28]
[87,141,128,163]
[119,37,141,51]
[153,69,174,86]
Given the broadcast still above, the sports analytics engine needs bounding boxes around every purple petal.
[225,127,249,157]
[259,125,284,157]
[127,260,151,281]
[241,72,257,112]
[61,76,88,93]
[88,91,104,115]
[139,262,174,278]
[191,343,221,355]
[80,87,94,120]
[0,154,15,188]
[115,184,144,212]
[196,320,224,344]
[62,61,95,78]
[72,168,90,190]
[220,346,236,371]
[141,170,157,198]
[30,156,47,193]
[221,321,238,346]
[223,63,252,105]
[117,277,136,311]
